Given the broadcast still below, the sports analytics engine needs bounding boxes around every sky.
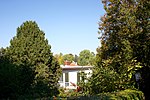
[0,0,105,55]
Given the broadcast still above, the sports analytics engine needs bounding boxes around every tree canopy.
[78,50,95,66]
[54,53,64,65]
[89,0,150,97]
[5,21,61,98]
[63,54,74,62]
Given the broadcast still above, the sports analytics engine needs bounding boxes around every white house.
[59,64,93,89]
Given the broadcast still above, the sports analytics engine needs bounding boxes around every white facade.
[59,65,93,89]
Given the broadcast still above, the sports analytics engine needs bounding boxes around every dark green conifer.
[6,21,61,97]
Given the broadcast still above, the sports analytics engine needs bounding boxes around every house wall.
[69,71,77,85]
[62,70,79,89]
[59,73,65,87]
[59,67,93,89]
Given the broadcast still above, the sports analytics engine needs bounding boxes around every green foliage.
[58,89,144,100]
[59,89,145,100]
[54,53,64,65]
[55,53,79,65]
[90,66,118,94]
[77,71,90,95]
[0,50,19,99]
[97,89,145,100]
[0,48,36,99]
[74,54,78,63]
[90,0,150,95]
[91,52,141,94]
[59,88,81,98]
[63,54,74,62]
[5,21,61,98]
[55,53,78,65]
[78,50,95,66]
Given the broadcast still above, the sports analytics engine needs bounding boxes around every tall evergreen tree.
[6,21,61,97]
[90,0,150,94]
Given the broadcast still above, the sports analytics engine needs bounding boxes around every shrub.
[98,89,145,100]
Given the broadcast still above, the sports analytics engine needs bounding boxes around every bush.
[57,89,144,100]
[59,88,82,98]
[97,89,145,100]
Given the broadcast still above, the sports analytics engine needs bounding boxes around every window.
[65,73,69,86]
[65,73,69,82]
[59,74,63,82]
[77,72,80,83]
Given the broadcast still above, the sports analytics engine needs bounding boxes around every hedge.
[26,89,144,99]
[98,89,145,100]
[66,89,144,100]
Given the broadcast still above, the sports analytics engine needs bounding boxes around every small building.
[59,61,93,89]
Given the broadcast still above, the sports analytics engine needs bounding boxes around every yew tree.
[6,21,61,97]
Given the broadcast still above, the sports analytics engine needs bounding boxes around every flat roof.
[60,65,93,70]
